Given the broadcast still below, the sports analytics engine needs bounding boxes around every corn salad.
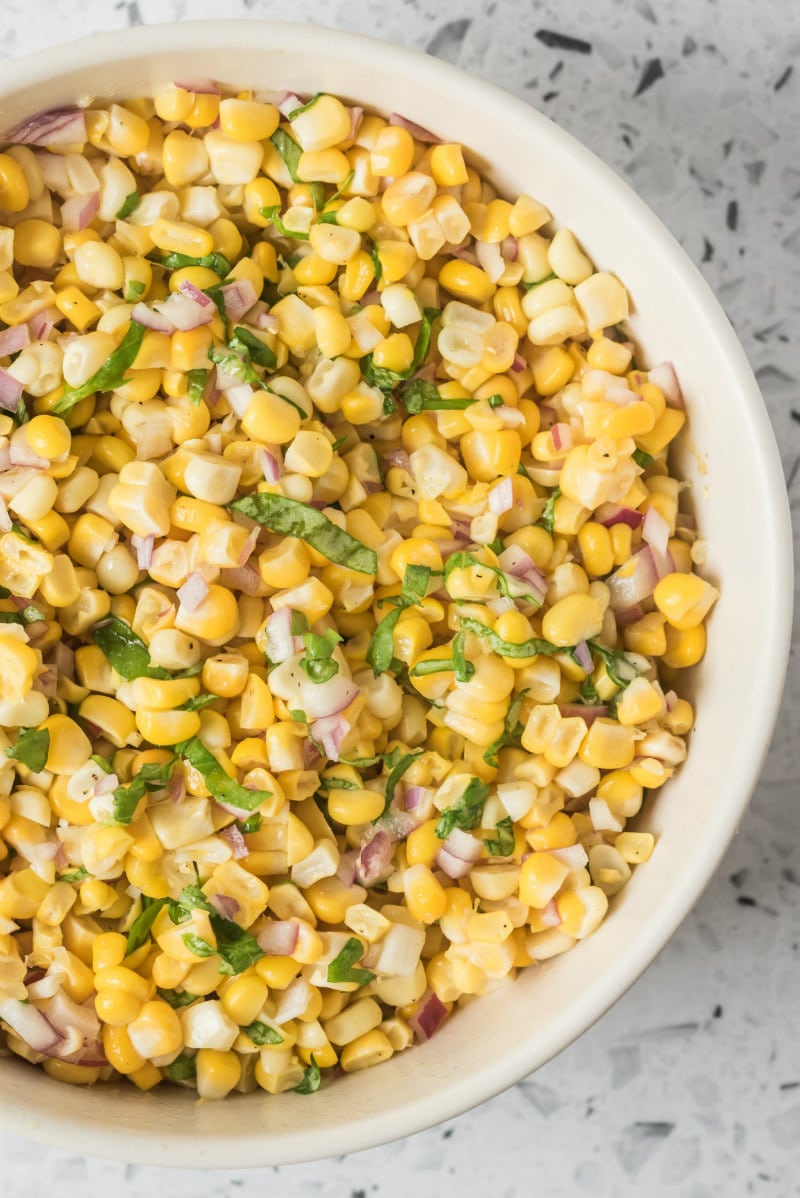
[0,84,718,1099]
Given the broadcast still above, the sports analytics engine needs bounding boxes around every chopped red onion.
[336,849,358,887]
[27,308,58,341]
[347,106,364,143]
[0,324,30,357]
[167,771,186,805]
[262,448,282,484]
[257,919,299,956]
[178,280,212,307]
[4,107,87,147]
[497,545,533,576]
[355,830,395,886]
[511,352,527,373]
[595,503,644,529]
[130,302,173,333]
[404,785,435,817]
[573,640,594,674]
[51,641,74,678]
[0,369,23,412]
[664,689,678,712]
[408,992,448,1041]
[435,828,482,878]
[448,242,479,266]
[209,891,242,919]
[551,422,573,452]
[642,505,671,558]
[549,844,589,870]
[9,443,48,468]
[310,713,350,761]
[607,547,659,611]
[93,772,119,796]
[220,564,262,595]
[176,571,210,612]
[501,234,518,261]
[155,291,214,332]
[488,476,513,516]
[173,78,220,95]
[131,533,154,570]
[278,93,305,117]
[219,279,257,322]
[388,113,441,143]
[237,526,261,566]
[41,989,100,1049]
[60,191,99,232]
[304,738,322,769]
[0,998,61,1054]
[648,361,684,408]
[539,899,562,928]
[256,310,279,332]
[381,447,411,472]
[558,703,608,725]
[215,798,255,820]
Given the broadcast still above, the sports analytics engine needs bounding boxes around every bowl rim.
[0,17,793,1168]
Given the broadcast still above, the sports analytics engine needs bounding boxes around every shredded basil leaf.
[179,693,218,712]
[15,397,28,424]
[300,629,341,684]
[403,380,485,414]
[309,181,326,212]
[157,987,200,1009]
[230,493,377,575]
[483,689,528,768]
[270,128,303,182]
[236,813,262,834]
[327,937,375,986]
[316,210,339,225]
[113,758,178,825]
[485,816,515,857]
[242,1020,283,1046]
[176,736,272,813]
[294,1054,321,1094]
[588,640,639,691]
[259,205,310,241]
[522,271,556,290]
[187,368,208,405]
[209,918,264,976]
[361,306,436,399]
[5,727,49,772]
[158,251,231,277]
[58,866,90,884]
[230,326,277,370]
[182,933,217,958]
[288,92,324,119]
[368,237,383,284]
[123,279,145,303]
[289,709,307,723]
[93,615,170,681]
[290,610,310,636]
[125,896,170,956]
[450,631,475,682]
[632,448,654,469]
[435,778,489,840]
[165,1051,197,1082]
[53,321,146,413]
[116,190,140,220]
[459,615,566,660]
[380,747,424,817]
[208,343,265,389]
[367,565,430,675]
[539,487,561,534]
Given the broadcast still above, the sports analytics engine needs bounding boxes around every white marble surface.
[1,1,799,1194]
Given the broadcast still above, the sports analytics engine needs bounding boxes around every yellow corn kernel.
[195,1048,241,1100]
[92,931,128,972]
[94,986,143,1027]
[241,390,302,446]
[541,593,604,647]
[664,697,694,735]
[255,955,303,990]
[579,718,638,769]
[14,219,62,269]
[403,863,447,924]
[150,217,214,259]
[370,126,415,177]
[135,707,201,746]
[41,1059,102,1086]
[662,622,706,669]
[41,714,91,774]
[519,852,570,908]
[576,521,614,578]
[219,974,269,1026]
[624,611,667,657]
[339,1028,393,1073]
[325,786,384,825]
[439,259,497,303]
[0,152,30,211]
[429,143,469,186]
[653,572,719,631]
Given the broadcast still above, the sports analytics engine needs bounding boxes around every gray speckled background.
[2,2,799,1194]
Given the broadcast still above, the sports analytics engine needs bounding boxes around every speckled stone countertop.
[1,1,798,1194]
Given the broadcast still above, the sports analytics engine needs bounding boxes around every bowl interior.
[0,20,792,1167]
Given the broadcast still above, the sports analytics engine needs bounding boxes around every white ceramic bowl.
[0,19,792,1168]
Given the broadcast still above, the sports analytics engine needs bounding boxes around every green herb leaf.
[15,397,28,424]
[435,778,489,840]
[361,307,435,398]
[367,564,431,676]
[316,210,339,225]
[331,434,348,452]
[402,379,479,414]
[485,815,515,857]
[179,693,218,712]
[309,181,326,212]
[450,631,475,683]
[588,640,639,690]
[187,368,209,405]
[93,615,170,681]
[317,775,359,792]
[125,896,170,956]
[230,493,377,575]
[230,326,277,370]
[522,271,556,291]
[444,550,543,608]
[165,1051,197,1082]
[176,736,272,813]
[288,92,324,119]
[208,343,266,389]
[300,629,342,684]
[0,605,45,626]
[459,615,566,660]
[113,757,178,825]
[116,190,140,220]
[483,689,528,768]
[90,754,113,773]
[242,1020,283,1046]
[58,866,90,884]
[290,610,310,637]
[157,987,201,1009]
[539,487,561,534]
[236,813,262,834]
[54,321,146,414]
[327,937,375,986]
[123,279,146,303]
[381,749,424,817]
[5,727,49,772]
[158,251,231,277]
[368,237,383,283]
[632,448,654,469]
[294,1054,321,1094]
[289,709,307,723]
[270,129,303,182]
[182,933,217,958]
[259,205,310,241]
[210,918,265,976]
